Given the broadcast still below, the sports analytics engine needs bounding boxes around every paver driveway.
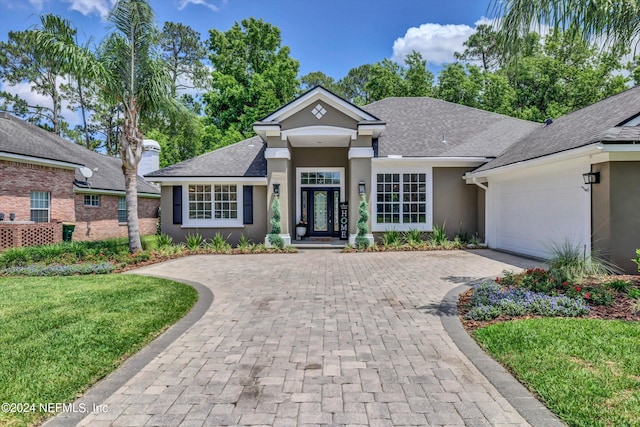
[77,249,540,426]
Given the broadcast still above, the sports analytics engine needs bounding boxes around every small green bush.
[546,240,617,283]
[381,229,402,247]
[606,279,631,292]
[268,197,284,249]
[156,233,173,248]
[355,194,370,249]
[429,222,448,246]
[405,228,424,245]
[207,232,232,253]
[628,288,640,299]
[634,249,640,272]
[185,233,204,250]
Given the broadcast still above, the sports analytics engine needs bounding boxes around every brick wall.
[74,194,159,241]
[0,222,62,250]
[0,160,76,222]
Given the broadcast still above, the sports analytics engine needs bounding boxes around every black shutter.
[243,185,253,224]
[173,186,182,224]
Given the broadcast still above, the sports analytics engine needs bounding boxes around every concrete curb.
[440,283,566,427]
[44,276,213,427]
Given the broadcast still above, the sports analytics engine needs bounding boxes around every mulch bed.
[459,275,640,331]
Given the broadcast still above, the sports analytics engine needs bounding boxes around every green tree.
[268,196,284,249]
[366,59,407,101]
[0,14,77,135]
[435,63,483,108]
[159,21,208,97]
[203,18,299,146]
[300,71,338,93]
[404,51,434,97]
[454,24,500,72]
[336,64,373,105]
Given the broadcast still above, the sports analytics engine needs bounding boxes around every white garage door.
[488,158,591,260]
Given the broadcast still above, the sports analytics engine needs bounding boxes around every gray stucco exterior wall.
[160,185,268,246]
[432,167,479,239]
[592,161,640,273]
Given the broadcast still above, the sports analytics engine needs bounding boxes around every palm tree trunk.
[124,167,142,253]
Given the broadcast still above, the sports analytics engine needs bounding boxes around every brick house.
[0,112,160,248]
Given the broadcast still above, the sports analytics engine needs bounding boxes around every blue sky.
[0,0,494,122]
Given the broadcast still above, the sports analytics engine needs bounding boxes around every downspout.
[469,175,488,245]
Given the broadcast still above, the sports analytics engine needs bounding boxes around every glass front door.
[301,187,340,237]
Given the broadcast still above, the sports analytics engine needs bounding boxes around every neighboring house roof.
[0,112,159,196]
[145,136,266,178]
[363,97,540,158]
[475,85,640,173]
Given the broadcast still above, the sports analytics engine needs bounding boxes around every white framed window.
[118,196,127,223]
[372,167,432,232]
[213,185,237,219]
[84,194,100,207]
[30,191,50,223]
[183,183,242,227]
[188,185,212,219]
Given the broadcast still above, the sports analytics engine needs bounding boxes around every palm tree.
[33,1,172,253]
[99,0,173,252]
[489,0,640,52]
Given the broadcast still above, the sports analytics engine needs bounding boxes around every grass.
[473,318,640,427]
[0,274,197,427]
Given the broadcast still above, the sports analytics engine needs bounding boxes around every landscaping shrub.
[355,194,370,249]
[156,233,173,248]
[519,268,558,293]
[635,249,640,272]
[381,229,402,247]
[546,240,617,283]
[429,222,447,246]
[605,279,631,292]
[185,233,204,250]
[268,196,285,249]
[405,228,424,246]
[206,232,232,253]
[628,288,640,299]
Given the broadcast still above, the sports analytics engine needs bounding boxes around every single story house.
[0,112,160,248]
[146,86,640,273]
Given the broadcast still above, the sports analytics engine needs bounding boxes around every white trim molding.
[348,147,374,159]
[295,167,346,225]
[147,177,267,185]
[370,165,434,232]
[73,187,160,198]
[348,233,374,246]
[264,148,291,160]
[262,87,378,123]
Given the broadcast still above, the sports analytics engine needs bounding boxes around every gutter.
[471,176,488,191]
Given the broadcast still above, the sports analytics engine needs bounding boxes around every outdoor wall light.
[273,182,280,196]
[9,213,15,221]
[358,180,366,195]
[0,213,4,221]
[582,172,600,185]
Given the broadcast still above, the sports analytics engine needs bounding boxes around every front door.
[301,187,340,237]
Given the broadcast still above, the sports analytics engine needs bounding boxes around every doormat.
[310,237,333,241]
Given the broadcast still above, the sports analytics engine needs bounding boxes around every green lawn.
[0,275,197,427]
[473,318,640,427]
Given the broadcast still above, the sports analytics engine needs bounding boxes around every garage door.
[489,158,591,259]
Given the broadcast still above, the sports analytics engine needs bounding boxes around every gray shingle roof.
[474,85,640,173]
[363,97,540,158]
[145,136,266,178]
[0,112,159,195]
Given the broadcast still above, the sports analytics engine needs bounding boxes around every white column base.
[348,233,374,246]
[264,234,292,247]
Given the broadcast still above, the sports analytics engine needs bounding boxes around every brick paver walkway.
[78,249,539,426]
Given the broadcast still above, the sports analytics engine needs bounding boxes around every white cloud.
[177,0,219,12]
[392,21,482,65]
[62,0,115,18]
[28,0,46,9]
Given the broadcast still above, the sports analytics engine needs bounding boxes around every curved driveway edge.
[44,276,213,427]
[440,283,566,427]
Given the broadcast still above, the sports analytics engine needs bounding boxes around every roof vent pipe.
[544,118,553,126]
